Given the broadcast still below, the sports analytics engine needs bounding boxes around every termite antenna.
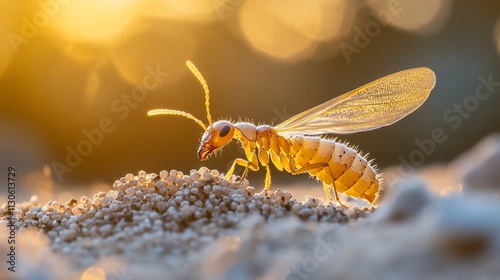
[147,109,207,130]
[186,60,214,132]
[146,61,214,131]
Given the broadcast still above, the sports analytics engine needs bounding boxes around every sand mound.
[2,135,500,280]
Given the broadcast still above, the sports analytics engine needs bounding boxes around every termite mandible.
[148,61,436,207]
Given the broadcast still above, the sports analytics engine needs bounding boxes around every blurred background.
[1,0,499,202]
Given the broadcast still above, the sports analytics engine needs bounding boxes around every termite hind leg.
[325,166,348,208]
[289,162,329,175]
[322,182,333,201]
[288,160,348,208]
[322,180,348,208]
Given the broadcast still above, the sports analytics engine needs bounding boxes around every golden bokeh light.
[55,42,109,63]
[310,1,359,60]
[81,267,105,280]
[45,42,109,104]
[0,26,14,77]
[0,1,19,77]
[83,70,101,104]
[238,0,349,61]
[49,0,140,44]
[111,24,197,85]
[308,0,349,41]
[367,0,452,35]
[141,0,217,22]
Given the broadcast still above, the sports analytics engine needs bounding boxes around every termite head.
[198,120,234,160]
[147,61,235,161]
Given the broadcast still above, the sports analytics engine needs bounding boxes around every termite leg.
[225,158,249,180]
[241,161,250,182]
[324,167,348,208]
[322,183,333,201]
[288,161,348,207]
[264,165,271,189]
[225,158,259,183]
[288,161,328,175]
[332,185,348,208]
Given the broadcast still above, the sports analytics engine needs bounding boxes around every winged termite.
[148,61,436,206]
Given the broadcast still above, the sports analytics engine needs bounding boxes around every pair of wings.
[274,67,436,135]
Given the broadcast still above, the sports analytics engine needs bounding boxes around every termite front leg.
[225,158,259,182]
[225,138,260,183]
[225,158,242,179]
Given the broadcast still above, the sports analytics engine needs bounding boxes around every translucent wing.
[275,67,436,135]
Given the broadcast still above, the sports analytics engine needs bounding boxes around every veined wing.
[274,67,436,135]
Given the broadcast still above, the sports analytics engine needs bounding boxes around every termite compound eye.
[219,125,231,137]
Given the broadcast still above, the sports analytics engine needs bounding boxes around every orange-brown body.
[228,123,380,204]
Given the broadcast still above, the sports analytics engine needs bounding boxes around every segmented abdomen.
[285,135,381,203]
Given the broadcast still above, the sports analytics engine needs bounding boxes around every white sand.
[1,134,500,280]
